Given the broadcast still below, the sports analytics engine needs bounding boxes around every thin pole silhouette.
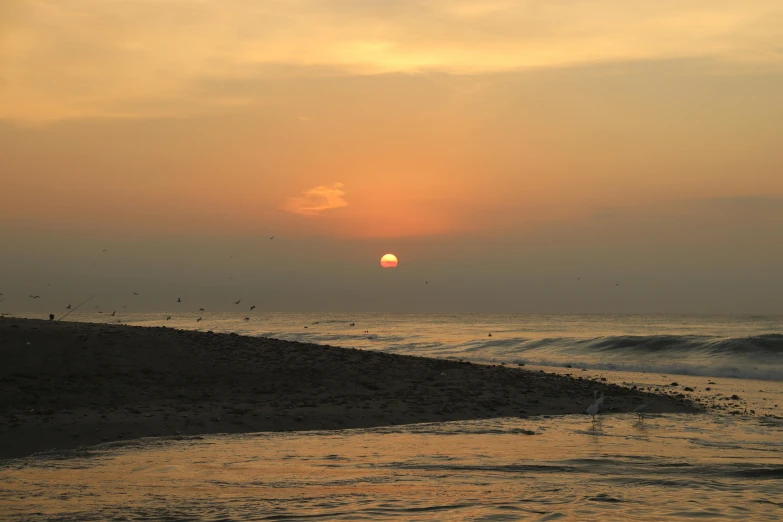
[58,296,94,321]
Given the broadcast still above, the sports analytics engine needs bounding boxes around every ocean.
[2,313,782,520]
[104,312,783,381]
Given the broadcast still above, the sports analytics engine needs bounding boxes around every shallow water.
[2,411,782,521]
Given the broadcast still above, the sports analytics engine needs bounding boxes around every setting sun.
[380,254,398,268]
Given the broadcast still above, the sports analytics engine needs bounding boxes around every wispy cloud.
[282,183,348,217]
[2,0,782,122]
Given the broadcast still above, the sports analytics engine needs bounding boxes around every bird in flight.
[111,311,116,317]
[234,300,241,305]
[133,292,139,296]
[250,305,256,311]
[196,317,202,322]
[29,295,41,299]
[177,297,181,303]
[244,317,250,321]
[199,308,205,312]
[66,304,71,309]
[269,236,275,240]
[166,316,172,321]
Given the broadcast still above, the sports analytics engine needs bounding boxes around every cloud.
[2,0,782,122]
[282,182,348,217]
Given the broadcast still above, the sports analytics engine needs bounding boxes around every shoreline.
[0,317,702,460]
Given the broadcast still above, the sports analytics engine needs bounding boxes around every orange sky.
[1,0,782,312]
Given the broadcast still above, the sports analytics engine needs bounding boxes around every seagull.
[111,311,116,317]
[634,401,649,422]
[196,317,202,322]
[234,300,241,305]
[269,236,275,240]
[586,399,601,422]
[166,316,172,321]
[244,317,250,321]
[199,308,205,312]
[66,304,71,309]
[249,305,256,311]
[177,297,181,303]
[102,249,108,252]
[133,292,138,296]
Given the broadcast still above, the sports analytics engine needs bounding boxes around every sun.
[380,253,398,268]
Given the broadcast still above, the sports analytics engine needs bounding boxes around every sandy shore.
[0,317,702,459]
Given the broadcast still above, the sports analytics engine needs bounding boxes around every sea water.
[2,313,782,520]
[91,312,783,381]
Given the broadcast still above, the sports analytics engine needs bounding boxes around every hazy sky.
[2,0,782,314]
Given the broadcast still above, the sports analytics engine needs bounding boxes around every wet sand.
[0,317,702,459]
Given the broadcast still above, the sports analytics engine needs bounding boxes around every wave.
[251,331,783,381]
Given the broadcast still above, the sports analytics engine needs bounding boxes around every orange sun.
[380,253,398,268]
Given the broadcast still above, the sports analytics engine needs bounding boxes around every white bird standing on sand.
[634,401,649,422]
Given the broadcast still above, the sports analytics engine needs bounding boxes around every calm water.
[2,404,782,520]
[3,313,782,520]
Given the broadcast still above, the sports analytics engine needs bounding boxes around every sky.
[1,0,782,314]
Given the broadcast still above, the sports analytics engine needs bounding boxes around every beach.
[0,317,700,460]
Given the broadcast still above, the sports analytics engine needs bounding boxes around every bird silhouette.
[111,311,116,317]
[244,317,250,321]
[586,400,600,422]
[133,292,139,296]
[249,305,256,311]
[234,300,241,305]
[634,401,649,422]
[66,304,71,309]
[198,308,205,312]
[166,316,172,321]
[488,333,492,337]
[270,236,275,240]
[177,297,181,303]
[196,317,202,322]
